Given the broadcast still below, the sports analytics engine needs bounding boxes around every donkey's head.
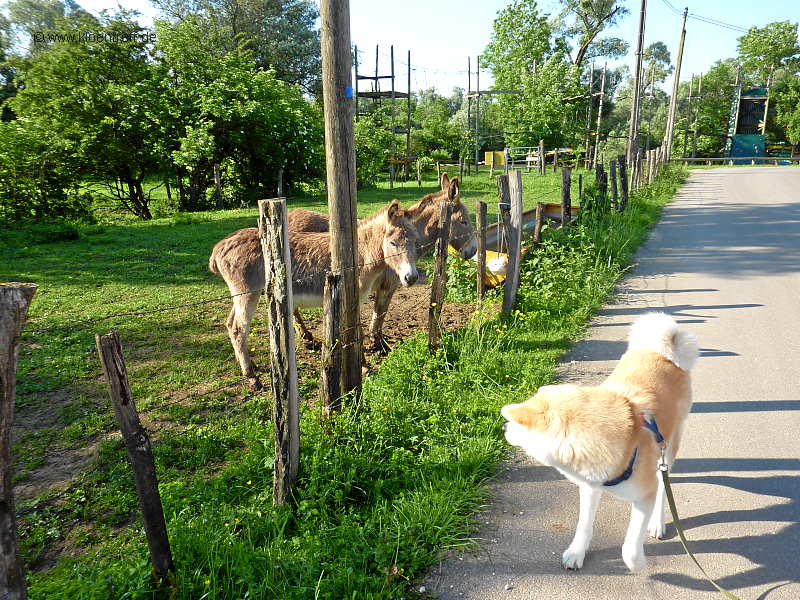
[383,200,419,287]
[440,173,477,259]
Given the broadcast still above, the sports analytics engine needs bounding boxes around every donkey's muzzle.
[403,270,419,286]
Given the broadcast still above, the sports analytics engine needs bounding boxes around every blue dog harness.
[603,417,664,487]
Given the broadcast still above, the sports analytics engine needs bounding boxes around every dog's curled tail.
[627,312,699,371]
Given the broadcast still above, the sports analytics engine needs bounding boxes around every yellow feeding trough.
[449,246,509,287]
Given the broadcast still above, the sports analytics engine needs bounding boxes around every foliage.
[354,112,394,188]
[737,21,800,82]
[554,0,629,68]
[151,0,321,95]
[0,119,92,222]
[411,88,472,161]
[482,0,552,90]
[10,11,162,219]
[774,80,800,145]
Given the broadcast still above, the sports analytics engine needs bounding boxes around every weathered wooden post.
[618,154,629,212]
[416,159,422,187]
[578,173,583,201]
[476,201,487,304]
[320,272,342,416]
[1,283,36,600]
[320,0,362,397]
[609,159,619,210]
[428,201,452,351]
[258,198,300,505]
[501,171,523,313]
[538,139,545,175]
[647,149,655,184]
[561,167,572,227]
[213,162,223,209]
[95,330,174,581]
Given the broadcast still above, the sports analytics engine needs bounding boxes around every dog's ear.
[501,402,538,429]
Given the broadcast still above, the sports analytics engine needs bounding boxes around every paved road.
[424,167,800,600]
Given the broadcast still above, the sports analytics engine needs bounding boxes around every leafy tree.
[0,119,92,221]
[555,0,629,68]
[354,112,394,188]
[775,81,800,145]
[482,0,552,91]
[10,10,163,218]
[642,41,673,85]
[737,21,800,82]
[152,17,323,208]
[152,0,321,95]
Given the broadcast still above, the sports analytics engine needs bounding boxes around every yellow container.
[484,151,505,166]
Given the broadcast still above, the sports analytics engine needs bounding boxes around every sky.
[73,0,800,95]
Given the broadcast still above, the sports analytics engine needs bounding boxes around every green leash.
[659,457,743,600]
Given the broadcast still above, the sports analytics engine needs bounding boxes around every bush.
[0,121,94,223]
[354,113,394,188]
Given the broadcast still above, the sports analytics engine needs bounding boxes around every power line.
[657,0,748,33]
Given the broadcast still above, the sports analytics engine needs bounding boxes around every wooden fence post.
[95,330,174,581]
[320,272,342,416]
[1,283,36,600]
[213,162,223,209]
[416,159,422,187]
[501,171,523,313]
[428,201,452,351]
[533,202,544,245]
[609,159,618,210]
[436,161,441,183]
[578,173,583,201]
[258,198,300,506]
[476,201,487,304]
[538,139,545,175]
[561,167,572,227]
[618,154,629,212]
[648,149,655,184]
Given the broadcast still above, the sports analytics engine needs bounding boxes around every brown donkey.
[209,200,419,389]
[288,174,477,351]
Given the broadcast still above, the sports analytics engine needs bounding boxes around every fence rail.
[671,156,800,165]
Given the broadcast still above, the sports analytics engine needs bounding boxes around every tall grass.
[24,165,686,599]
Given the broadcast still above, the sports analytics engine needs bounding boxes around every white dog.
[502,313,698,571]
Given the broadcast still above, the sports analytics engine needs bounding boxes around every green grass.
[2,164,687,599]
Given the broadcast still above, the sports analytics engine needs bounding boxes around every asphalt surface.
[423,167,800,600]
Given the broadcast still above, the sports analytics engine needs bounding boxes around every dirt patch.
[294,282,476,370]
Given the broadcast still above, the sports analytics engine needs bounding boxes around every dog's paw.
[621,544,647,572]
[648,520,666,540]
[561,547,587,570]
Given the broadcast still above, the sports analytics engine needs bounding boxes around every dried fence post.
[476,201,487,304]
[618,154,629,212]
[538,139,545,175]
[436,161,441,183]
[578,174,583,201]
[561,167,572,227]
[258,198,300,506]
[416,159,422,187]
[501,171,523,313]
[95,330,174,582]
[428,201,452,351]
[609,159,618,210]
[533,202,544,245]
[648,150,655,185]
[1,283,36,600]
[320,272,343,416]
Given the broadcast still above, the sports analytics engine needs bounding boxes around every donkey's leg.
[226,292,263,390]
[368,278,398,353]
[293,308,320,350]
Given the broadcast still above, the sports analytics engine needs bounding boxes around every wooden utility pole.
[664,7,688,160]
[584,62,595,168]
[683,76,694,158]
[692,72,703,158]
[1,283,36,600]
[320,0,362,397]
[593,64,607,169]
[96,330,174,580]
[258,199,300,505]
[627,0,647,165]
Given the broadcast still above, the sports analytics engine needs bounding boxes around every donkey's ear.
[387,199,402,221]
[440,172,450,190]
[447,177,460,202]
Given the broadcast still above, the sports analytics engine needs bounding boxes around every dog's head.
[501,384,636,479]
